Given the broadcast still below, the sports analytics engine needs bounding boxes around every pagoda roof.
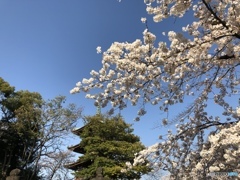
[72,126,86,135]
[64,159,92,171]
[68,143,85,154]
[72,120,103,135]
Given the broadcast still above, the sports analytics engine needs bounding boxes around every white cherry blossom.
[72,0,240,178]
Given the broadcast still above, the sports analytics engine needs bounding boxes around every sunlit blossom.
[71,0,240,178]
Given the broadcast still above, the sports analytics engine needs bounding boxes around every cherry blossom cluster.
[131,110,240,179]
[192,120,240,178]
[71,0,240,178]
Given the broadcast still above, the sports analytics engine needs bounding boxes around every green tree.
[0,78,81,179]
[0,77,42,179]
[74,115,151,180]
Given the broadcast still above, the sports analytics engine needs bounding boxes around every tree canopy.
[71,0,240,179]
[0,77,42,179]
[74,115,151,179]
[0,77,81,179]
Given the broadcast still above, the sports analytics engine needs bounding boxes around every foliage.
[0,77,42,179]
[74,115,151,179]
[71,0,240,179]
[0,77,81,179]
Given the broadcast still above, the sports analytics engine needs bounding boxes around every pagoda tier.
[65,119,103,172]
[64,159,92,171]
[72,121,102,135]
[65,124,89,171]
[67,143,85,154]
[72,126,85,135]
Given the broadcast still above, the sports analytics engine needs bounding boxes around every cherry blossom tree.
[71,0,240,179]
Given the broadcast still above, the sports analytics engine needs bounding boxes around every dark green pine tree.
[74,114,151,180]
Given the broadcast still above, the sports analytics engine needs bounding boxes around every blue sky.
[0,0,193,148]
[2,1,237,179]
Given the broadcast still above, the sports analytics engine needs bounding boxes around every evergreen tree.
[74,115,151,180]
[0,77,42,179]
[0,78,81,179]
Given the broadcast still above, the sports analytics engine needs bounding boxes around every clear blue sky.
[0,1,192,147]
